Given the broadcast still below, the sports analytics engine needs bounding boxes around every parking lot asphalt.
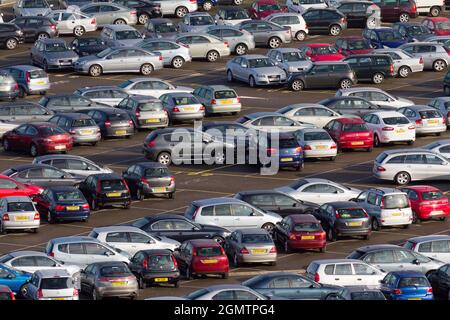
[1,2,450,299]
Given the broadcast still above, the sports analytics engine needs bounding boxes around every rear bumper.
[0,90,19,99]
[417,207,450,219]
[170,112,205,121]
[304,149,337,158]
[137,118,169,129]
[238,253,277,264]
[288,239,326,249]
[53,210,90,221]
[339,140,373,149]
[39,143,72,153]
[415,125,447,134]
[97,286,138,297]
[142,271,180,284]
[207,104,242,114]
[97,196,131,207]
[4,221,40,229]
[142,184,176,195]
[72,133,101,143]
[337,227,371,236]
[380,216,412,226]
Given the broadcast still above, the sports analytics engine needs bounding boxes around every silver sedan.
[238,20,292,49]
[174,34,230,62]
[374,48,424,78]
[80,3,137,27]
[137,39,191,69]
[206,25,255,56]
[47,10,97,37]
[423,139,450,159]
[428,96,450,125]
[178,12,216,33]
[31,39,79,71]
[399,42,450,72]
[74,47,163,77]
[267,48,312,73]
[398,105,447,135]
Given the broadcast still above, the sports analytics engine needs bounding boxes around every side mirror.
[305,51,312,57]
[6,273,15,279]
[379,279,385,284]
[413,259,420,265]
[80,270,85,274]
[174,247,180,252]
[104,251,113,256]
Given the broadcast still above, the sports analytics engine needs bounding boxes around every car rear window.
[100,179,126,191]
[0,254,12,263]
[7,202,34,212]
[382,117,410,125]
[375,152,388,164]
[337,208,366,219]
[108,113,129,121]
[197,247,222,257]
[145,167,169,177]
[342,123,368,132]
[100,265,130,277]
[403,241,415,250]
[279,138,299,148]
[350,291,385,300]
[306,262,319,275]
[236,116,251,124]
[54,191,84,201]
[242,234,272,244]
[147,254,174,270]
[215,90,237,99]
[40,126,67,136]
[131,217,149,229]
[289,179,308,190]
[293,223,321,232]
[139,101,163,111]
[419,110,442,119]
[347,250,364,259]
[398,277,429,288]
[72,119,96,127]
[304,131,331,141]
[421,191,444,200]
[29,70,47,79]
[186,288,209,300]
[40,277,72,289]
[383,194,409,209]
[348,40,370,50]
[173,97,197,105]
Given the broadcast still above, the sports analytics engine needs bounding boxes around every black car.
[343,54,395,84]
[301,8,347,36]
[122,162,175,200]
[79,107,135,139]
[39,94,109,113]
[9,16,58,42]
[392,22,433,42]
[319,96,394,115]
[288,62,357,91]
[336,1,374,28]
[234,190,319,217]
[427,264,450,299]
[70,37,108,57]
[242,272,345,300]
[131,214,231,244]
[129,249,180,288]
[78,173,131,210]
[0,23,24,50]
[113,0,162,24]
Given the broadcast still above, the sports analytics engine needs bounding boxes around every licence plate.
[427,119,438,125]
[152,187,166,193]
[251,249,267,254]
[351,141,364,145]
[106,192,121,197]
[111,281,126,286]
[15,216,29,221]
[146,119,159,123]
[280,157,293,162]
[36,81,45,85]
[408,298,422,300]
[396,128,406,134]
[315,145,327,149]
[52,297,66,300]
[60,62,71,66]
[301,235,315,240]
[391,213,402,216]
[201,259,218,264]
[154,278,168,282]
[80,129,93,135]
[430,210,444,216]
[66,206,80,211]
[220,99,232,105]
[54,145,66,150]
[348,221,362,227]
[183,107,195,111]
[115,130,126,135]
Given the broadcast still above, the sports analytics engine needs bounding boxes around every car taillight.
[211,99,216,105]
[2,214,9,221]
[390,64,394,75]
[159,55,163,61]
[236,97,241,103]
[415,119,423,125]
[48,252,54,257]
[295,146,302,153]
[69,129,76,135]
[380,198,385,209]
[37,289,43,299]
[130,10,137,15]
[377,166,386,172]
[173,107,180,113]
[82,203,89,209]
[314,272,320,283]
[135,107,141,118]
[240,247,250,254]
[143,256,148,269]
[14,83,18,90]
[91,18,96,25]
[128,120,133,127]
[123,179,130,193]
[341,17,347,24]
[172,255,178,268]
[220,247,225,255]
[105,120,111,128]
[73,288,78,297]
[170,176,175,184]
[34,212,40,220]
[443,117,446,124]
[55,205,65,211]
[288,233,296,240]
[192,208,199,220]
[335,210,340,218]
[267,148,277,156]
[224,41,229,48]
[304,145,312,150]
[148,139,156,148]
[199,105,205,111]
[25,71,31,83]
[9,292,15,300]
[382,126,394,131]
[447,111,450,119]
[419,57,424,64]
[427,287,433,293]
[408,125,415,130]
[189,0,196,3]
[411,4,417,12]
[98,277,110,283]
[269,246,276,253]
[393,289,402,295]
[330,144,337,149]
[50,24,56,30]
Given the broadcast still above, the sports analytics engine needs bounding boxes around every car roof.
[237,228,271,235]
[4,65,44,72]
[287,214,319,223]
[163,92,194,98]
[9,163,57,171]
[35,269,71,278]
[34,154,93,162]
[311,259,363,264]
[150,18,174,24]
[187,239,222,247]
[200,85,235,91]
[372,27,395,32]
[355,244,402,253]
[38,38,67,44]
[270,48,301,53]
[427,17,450,21]
[88,107,126,114]
[89,173,122,180]
[401,105,437,111]
[335,117,365,124]
[401,185,442,192]
[344,54,390,58]
[142,214,188,222]
[367,187,405,194]
[192,197,244,206]
[244,112,283,119]
[339,87,387,93]
[222,6,245,11]
[93,226,144,233]
[205,284,253,291]
[129,95,159,102]
[128,77,167,83]
[380,148,440,155]
[1,196,33,203]
[237,189,287,196]
[2,250,47,258]
[55,113,91,120]
[406,235,450,243]
[49,236,101,244]
[337,36,366,40]
[77,86,124,92]
[389,270,427,277]
[326,201,364,209]
[307,43,333,48]
[241,54,269,59]
[134,161,167,169]
[87,261,128,267]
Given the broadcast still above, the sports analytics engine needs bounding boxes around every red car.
[0,175,42,198]
[300,43,345,62]
[422,17,450,36]
[248,0,287,19]
[0,285,15,300]
[399,185,450,223]
[273,214,326,253]
[3,123,73,157]
[324,117,373,152]
[334,37,374,56]
[174,239,229,279]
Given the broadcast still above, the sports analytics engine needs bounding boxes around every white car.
[157,0,198,18]
[374,48,424,78]
[118,77,193,99]
[48,9,97,37]
[277,103,341,128]
[361,111,416,147]
[237,112,316,133]
[32,154,113,177]
[414,0,444,16]
[0,196,39,234]
[215,8,251,26]
[24,269,78,300]
[88,226,180,256]
[398,105,447,136]
[264,12,308,41]
[275,178,361,205]
[306,259,386,287]
[423,139,450,159]
[336,87,414,109]
[294,128,337,160]
[286,0,327,14]
[404,235,450,264]
[0,120,19,139]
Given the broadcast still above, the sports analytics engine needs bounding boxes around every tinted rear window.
[347,250,364,259]
[54,191,84,201]
[342,123,368,132]
[279,139,299,148]
[375,153,388,164]
[72,119,96,127]
[147,254,174,270]
[242,234,272,244]
[197,247,222,257]
[186,288,209,300]
[304,131,330,141]
[100,265,131,277]
[40,126,67,136]
[215,90,237,99]
[421,191,444,200]
[100,179,126,191]
[7,202,34,212]
[108,113,129,121]
[399,277,429,288]
[289,179,308,190]
[174,97,197,105]
[40,277,72,289]
[383,194,409,209]
[419,110,442,119]
[293,223,321,232]
[306,262,319,275]
[337,208,366,218]
[139,102,163,111]
[383,117,410,125]
[145,167,169,177]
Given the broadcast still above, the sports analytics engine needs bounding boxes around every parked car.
[300,43,345,62]
[178,12,215,33]
[335,1,374,28]
[206,25,255,56]
[215,6,251,26]
[146,0,197,18]
[236,112,314,132]
[79,3,137,27]
[371,0,418,22]
[117,95,168,130]
[422,17,450,36]
[23,269,79,300]
[48,113,101,145]
[262,131,305,170]
[48,9,97,36]
[248,0,287,19]
[400,186,450,223]
[0,121,19,139]
[137,39,191,68]
[267,48,312,73]
[174,33,231,62]
[422,139,450,158]
[294,128,338,160]
[69,37,108,57]
[73,86,127,107]
[392,22,433,42]
[0,196,39,234]
[276,104,341,128]
[237,20,292,49]
[362,27,408,49]
[405,235,450,263]
[113,0,162,24]
[9,16,58,42]
[100,24,144,47]
[301,8,347,36]
[0,72,19,101]
[160,92,205,123]
[0,65,50,98]
[323,117,373,152]
[0,102,54,124]
[32,154,113,177]
[264,12,308,41]
[398,105,446,135]
[0,23,24,50]
[286,0,327,14]
[374,48,424,78]
[144,18,180,38]
[343,54,395,84]
[444,70,450,95]
[0,263,31,296]
[193,85,241,115]
[319,96,392,116]
[400,42,450,72]
[272,214,326,253]
[336,87,414,108]
[173,284,273,300]
[0,285,15,300]
[335,286,386,300]
[428,97,450,124]
[334,36,373,56]
[426,263,450,298]
[118,77,193,99]
[80,107,134,139]
[380,271,434,300]
[14,0,53,18]
[0,175,42,198]
[39,94,109,114]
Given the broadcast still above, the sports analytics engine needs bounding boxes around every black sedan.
[131,214,231,245]
[242,272,345,300]
[234,190,319,217]
[427,264,450,299]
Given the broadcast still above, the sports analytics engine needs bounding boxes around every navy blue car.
[262,132,304,171]
[33,186,90,223]
[0,264,31,296]
[380,271,434,300]
[392,22,433,42]
[363,28,408,49]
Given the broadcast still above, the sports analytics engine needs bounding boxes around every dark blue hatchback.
[263,132,304,171]
[380,271,434,300]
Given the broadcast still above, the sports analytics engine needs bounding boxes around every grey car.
[398,105,447,135]
[100,24,144,47]
[192,85,241,115]
[147,0,198,18]
[9,16,58,42]
[374,48,424,78]
[144,18,180,39]
[238,20,292,49]
[347,244,445,274]
[178,12,215,33]
[224,229,277,267]
[423,35,450,45]
[117,95,169,129]
[0,65,50,97]
[160,92,205,123]
[48,113,101,145]
[14,0,53,18]
[0,72,19,101]
[136,39,191,69]
[206,25,255,56]
[174,33,231,62]
[226,54,288,87]
[117,77,193,99]
[0,102,54,123]
[73,86,128,107]
[428,96,450,126]
[31,39,79,71]
[399,42,450,72]
[267,48,313,73]
[74,47,163,77]
[80,3,137,27]
[39,94,110,113]
[80,107,135,139]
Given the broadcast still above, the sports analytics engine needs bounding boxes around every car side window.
[394,250,416,263]
[232,204,255,217]
[214,204,232,216]
[106,232,129,243]
[364,250,395,263]
[151,220,173,230]
[353,263,376,275]
[334,264,353,275]
[367,192,377,205]
[212,290,235,300]
[431,240,450,253]
[68,243,85,254]
[324,264,334,275]
[267,277,290,288]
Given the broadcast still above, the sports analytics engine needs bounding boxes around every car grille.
[59,60,72,65]
[268,75,281,83]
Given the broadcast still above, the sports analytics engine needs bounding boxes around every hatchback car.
[13,0,52,17]
[0,23,24,51]
[0,72,19,101]
[1,65,50,97]
[81,107,135,139]
[400,186,450,223]
[9,16,58,42]
[300,43,345,62]
[32,154,113,177]
[237,20,292,49]
[39,94,109,113]
[0,196,40,234]
[374,48,424,78]
[144,18,180,39]
[267,48,312,73]
[400,42,450,72]
[264,12,308,41]
[398,105,446,135]
[137,39,191,68]
[48,113,101,146]
[215,6,251,27]
[335,1,375,28]
[193,85,241,115]
[237,112,314,132]
[323,117,373,152]
[74,86,128,107]
[262,131,305,170]
[336,286,386,300]
[206,25,256,56]
[422,17,450,36]
[79,3,137,27]
[404,235,450,263]
[380,271,434,300]
[174,34,230,62]
[294,128,338,160]
[301,8,347,36]
[48,9,97,37]
[371,0,418,22]
[248,0,288,19]
[118,77,193,99]
[392,22,433,42]
[428,97,450,124]
[24,269,79,300]
[117,95,168,130]
[113,0,162,24]
[0,101,54,123]
[70,37,108,57]
[178,12,215,33]
[343,54,395,84]
[334,36,374,56]
[160,92,205,123]
[100,24,144,47]
[426,264,450,298]
[362,27,408,49]
[336,87,414,109]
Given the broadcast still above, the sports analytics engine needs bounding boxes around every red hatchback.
[334,37,374,56]
[400,185,450,223]
[324,117,373,152]
[0,175,42,198]
[174,239,229,279]
[248,0,287,19]
[422,17,450,36]
[3,123,73,157]
[300,43,345,62]
[273,214,326,253]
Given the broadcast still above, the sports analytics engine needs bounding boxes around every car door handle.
[357,278,362,281]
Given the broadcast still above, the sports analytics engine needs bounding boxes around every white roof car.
[24,269,78,300]
[404,235,450,264]
[422,139,450,159]
[336,87,414,109]
[294,128,338,160]
[286,0,327,14]
[236,112,316,133]
[118,77,193,99]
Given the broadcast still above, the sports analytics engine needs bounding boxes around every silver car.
[423,139,450,159]
[422,35,450,45]
[80,3,137,27]
[32,154,113,177]
[117,95,169,129]
[174,33,230,62]
[206,25,255,56]
[0,196,39,234]
[277,103,341,128]
[238,20,292,49]
[237,112,315,132]
[14,0,52,17]
[137,39,191,69]
[177,284,272,300]
[398,105,447,135]
[160,92,205,122]
[215,6,251,26]
[264,12,308,41]
[144,18,180,39]
[192,85,241,115]
[118,77,193,99]
[0,65,50,98]
[294,128,338,160]
[100,24,144,47]
[178,12,215,33]
[73,86,128,107]
[73,47,163,77]
[48,113,101,145]
[31,39,79,71]
[226,54,288,87]
[154,0,198,18]
[48,9,97,37]
[374,48,424,78]
[224,229,277,267]
[399,42,450,72]
[267,48,312,73]
[428,96,450,126]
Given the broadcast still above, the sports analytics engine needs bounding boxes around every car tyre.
[398,66,410,78]
[249,75,256,88]
[138,13,149,25]
[206,50,219,62]
[140,63,153,75]
[227,70,234,82]
[202,1,213,11]
[261,222,275,233]
[268,36,281,48]
[0,222,6,235]
[136,188,144,201]
[90,199,98,211]
[430,6,441,17]
[235,43,247,55]
[113,19,126,25]
[171,56,184,69]
[138,275,146,289]
[395,171,411,185]
[295,31,307,41]
[363,234,370,240]
[329,24,341,36]
[407,140,414,145]
[185,266,192,280]
[157,152,172,165]
[412,210,420,224]
[5,38,18,50]
[37,32,49,40]
[399,13,410,22]
[284,240,291,253]
[439,216,447,222]
[30,143,38,157]
[222,273,228,279]
[372,72,384,84]
[339,78,353,89]
[89,64,102,77]
[168,192,174,199]
[319,246,326,253]
[403,224,410,229]
[175,6,188,18]
[291,79,304,91]
[327,228,336,242]
[73,26,85,37]
[372,218,381,231]
[233,0,243,4]
[433,59,447,72]
[444,85,450,95]
[19,284,28,299]
[43,60,49,72]
[174,281,180,288]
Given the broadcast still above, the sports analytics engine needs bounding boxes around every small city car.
[380,271,434,300]
[0,264,31,296]
[24,269,79,300]
[48,113,101,146]
[323,117,373,152]
[404,235,450,264]
[117,95,169,130]
[0,196,40,234]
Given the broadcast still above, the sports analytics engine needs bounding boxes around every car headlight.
[288,66,297,72]
[77,60,87,65]
[256,74,266,78]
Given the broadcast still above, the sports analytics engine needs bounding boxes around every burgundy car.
[248,0,287,19]
[3,123,73,157]
[335,37,374,56]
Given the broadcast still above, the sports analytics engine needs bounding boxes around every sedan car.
[362,27,408,49]
[399,42,450,72]
[178,12,215,33]
[48,9,97,37]
[237,20,292,49]
[144,18,180,39]
[206,25,255,56]
[374,48,424,78]
[169,284,274,300]
[136,39,191,69]
[422,139,450,158]
[32,154,113,177]
[319,96,391,116]
[276,104,341,128]
[236,112,314,132]
[118,77,193,99]
[173,34,230,62]
[336,87,414,109]
[334,36,374,56]
[398,105,446,136]
[267,48,312,73]
[79,3,137,27]
[294,128,338,160]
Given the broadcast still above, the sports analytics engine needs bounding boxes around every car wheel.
[222,273,228,279]
[171,56,184,69]
[371,218,381,231]
[47,211,55,224]
[339,78,353,89]
[399,12,410,22]
[3,139,10,151]
[249,75,256,88]
[233,254,240,267]
[363,234,370,240]
[157,152,172,165]
[320,246,326,253]
[138,275,145,289]
[175,6,188,18]
[284,240,291,253]
[212,236,224,245]
[268,37,281,48]
[227,70,234,82]
[295,31,307,41]
[89,64,102,77]
[185,266,192,280]
[19,284,28,299]
[374,134,381,147]
[202,1,213,11]
[395,171,411,185]
[73,26,85,37]
[140,63,153,75]
[327,228,336,242]
[113,19,126,25]
[90,199,98,211]
[206,50,219,62]
[372,72,384,84]
[329,24,341,36]
[212,150,225,164]
[430,6,441,17]
[407,140,414,145]
[412,210,420,224]
[168,192,174,199]
[233,0,243,4]
[37,32,49,40]
[5,38,18,50]
[433,59,447,72]
[439,216,447,222]
[398,66,410,78]
[329,156,336,161]
[235,43,247,55]
[138,13,149,25]
[30,143,38,157]
[291,79,304,91]
[261,222,275,233]
[136,188,144,201]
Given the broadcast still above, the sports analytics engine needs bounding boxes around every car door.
[428,240,450,263]
[272,193,302,216]
[305,64,332,88]
[104,231,131,255]
[67,242,88,266]
[103,49,127,72]
[423,154,450,180]
[302,10,321,33]
[129,232,156,253]
[232,203,263,229]
[209,204,235,230]
[9,256,38,274]
[363,249,396,272]
[252,22,273,45]
[394,249,421,272]
[330,263,355,286]
[352,262,384,286]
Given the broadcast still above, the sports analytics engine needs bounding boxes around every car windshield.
[145,167,169,177]
[186,288,209,300]
[399,277,429,287]
[311,46,338,55]
[100,179,126,191]
[155,23,177,33]
[436,22,450,29]
[378,31,404,42]
[100,265,130,277]
[248,58,274,68]
[241,234,272,244]
[40,126,67,136]
[383,194,409,209]
[215,90,237,99]
[348,40,371,50]
[289,179,308,189]
[421,191,444,200]
[279,138,299,148]
[197,247,222,257]
[342,123,368,132]
[350,291,385,300]
[337,208,366,218]
[78,38,104,47]
[282,51,305,61]
[138,101,163,111]
[147,254,174,270]
[407,25,431,35]
[109,113,129,121]
[73,119,96,127]
[40,277,72,289]
[45,43,69,52]
[54,191,84,201]
[293,222,321,232]
[115,30,141,40]
[23,0,48,8]
[259,4,280,11]
[382,117,410,125]
[96,47,114,58]
[7,202,34,212]
[174,97,197,105]
[190,16,214,26]
[304,131,331,141]
[227,10,249,20]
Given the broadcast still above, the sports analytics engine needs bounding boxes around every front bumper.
[0,90,19,100]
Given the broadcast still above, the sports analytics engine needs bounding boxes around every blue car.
[263,132,304,171]
[363,28,408,49]
[392,22,433,43]
[380,271,434,300]
[198,0,218,11]
[33,186,90,223]
[0,264,31,295]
